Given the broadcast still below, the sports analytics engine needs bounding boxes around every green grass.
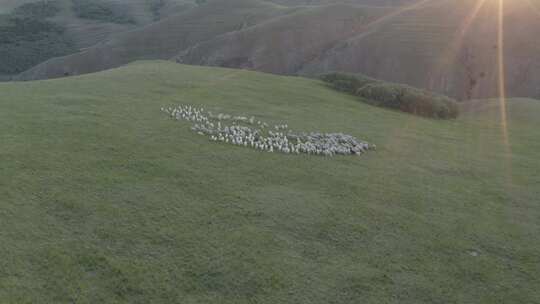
[1,61,539,303]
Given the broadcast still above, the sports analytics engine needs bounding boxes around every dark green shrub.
[13,1,59,19]
[356,83,403,108]
[149,0,166,21]
[320,72,377,94]
[0,1,76,75]
[321,72,459,119]
[71,0,135,24]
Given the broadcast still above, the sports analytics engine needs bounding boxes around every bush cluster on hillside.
[71,0,135,24]
[321,73,459,119]
[149,0,165,21]
[0,1,76,75]
[12,1,59,19]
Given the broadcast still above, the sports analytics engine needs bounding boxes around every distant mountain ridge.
[15,0,292,80]
[177,0,540,99]
[0,0,197,77]
[10,0,540,100]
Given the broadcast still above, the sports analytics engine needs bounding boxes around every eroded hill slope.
[15,0,294,80]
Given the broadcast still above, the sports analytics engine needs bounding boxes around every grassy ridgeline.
[321,72,459,119]
[0,61,538,303]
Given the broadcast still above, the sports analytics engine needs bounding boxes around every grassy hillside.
[179,0,540,99]
[54,0,197,48]
[300,0,540,99]
[0,0,198,45]
[0,0,197,78]
[1,61,539,303]
[175,4,390,73]
[8,0,540,100]
[22,0,540,99]
[15,0,294,81]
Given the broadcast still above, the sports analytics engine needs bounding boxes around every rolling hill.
[266,0,422,5]
[175,4,392,74]
[54,0,198,48]
[13,0,540,100]
[1,61,539,303]
[178,0,540,99]
[15,0,294,80]
[298,0,540,99]
[0,0,197,77]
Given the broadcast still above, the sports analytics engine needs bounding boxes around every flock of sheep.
[161,105,375,156]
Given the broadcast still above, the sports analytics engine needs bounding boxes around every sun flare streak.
[359,0,435,33]
[497,0,510,151]
[496,0,515,186]
[453,0,488,52]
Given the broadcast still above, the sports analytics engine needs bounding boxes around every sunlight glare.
[497,0,510,151]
